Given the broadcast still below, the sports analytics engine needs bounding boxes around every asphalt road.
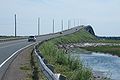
[0,26,83,79]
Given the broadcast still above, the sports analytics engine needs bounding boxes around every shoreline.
[58,42,120,56]
[59,42,120,48]
[58,43,117,80]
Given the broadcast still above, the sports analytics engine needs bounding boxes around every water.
[70,49,120,80]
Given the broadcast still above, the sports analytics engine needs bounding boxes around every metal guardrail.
[34,46,59,80]
[34,46,66,80]
[33,26,84,80]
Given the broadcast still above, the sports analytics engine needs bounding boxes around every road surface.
[0,26,83,79]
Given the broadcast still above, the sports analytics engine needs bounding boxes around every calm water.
[70,49,120,80]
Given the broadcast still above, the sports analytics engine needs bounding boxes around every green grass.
[52,28,97,45]
[39,41,93,80]
[31,49,47,80]
[39,28,95,80]
[82,46,120,56]
[38,27,119,80]
[96,39,120,43]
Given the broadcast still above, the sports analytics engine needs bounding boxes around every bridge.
[0,26,83,80]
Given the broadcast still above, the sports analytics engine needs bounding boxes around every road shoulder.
[2,46,33,80]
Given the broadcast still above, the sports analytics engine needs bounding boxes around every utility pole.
[14,14,17,37]
[68,20,70,29]
[61,20,63,31]
[78,19,80,26]
[74,19,75,27]
[53,19,54,33]
[78,19,79,26]
[38,17,40,35]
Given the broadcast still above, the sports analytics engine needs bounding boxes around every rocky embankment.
[58,43,120,49]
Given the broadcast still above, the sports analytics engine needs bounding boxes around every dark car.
[28,36,36,42]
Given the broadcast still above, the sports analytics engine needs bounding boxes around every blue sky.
[0,0,120,36]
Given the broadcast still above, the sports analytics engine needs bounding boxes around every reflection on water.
[70,49,120,80]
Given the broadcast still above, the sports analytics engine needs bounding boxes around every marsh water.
[70,49,120,80]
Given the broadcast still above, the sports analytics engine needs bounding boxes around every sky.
[0,0,120,36]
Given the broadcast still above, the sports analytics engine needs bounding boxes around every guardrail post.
[59,74,66,80]
[42,58,48,64]
[55,74,66,80]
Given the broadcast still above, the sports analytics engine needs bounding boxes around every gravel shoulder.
[2,46,34,80]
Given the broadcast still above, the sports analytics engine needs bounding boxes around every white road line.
[0,42,36,68]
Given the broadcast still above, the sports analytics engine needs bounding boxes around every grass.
[95,39,120,43]
[39,41,93,80]
[0,36,21,39]
[19,64,33,80]
[39,28,95,80]
[20,66,30,70]
[52,28,97,45]
[82,46,120,56]
[31,49,47,80]
[38,27,119,80]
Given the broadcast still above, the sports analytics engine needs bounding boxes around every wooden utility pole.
[14,14,17,37]
[38,17,40,35]
[53,19,54,33]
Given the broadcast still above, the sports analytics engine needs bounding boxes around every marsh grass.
[38,27,120,80]
[83,46,120,56]
[39,28,95,80]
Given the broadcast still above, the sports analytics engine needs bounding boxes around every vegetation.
[52,28,97,45]
[31,49,47,80]
[38,27,119,80]
[0,36,21,39]
[82,46,120,57]
[39,28,96,80]
[20,66,30,70]
[96,39,120,43]
[39,41,93,80]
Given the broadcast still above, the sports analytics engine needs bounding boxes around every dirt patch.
[2,46,34,80]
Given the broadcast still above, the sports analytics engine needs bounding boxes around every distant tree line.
[97,36,120,40]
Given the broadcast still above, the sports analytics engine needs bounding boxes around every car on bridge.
[28,36,36,42]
